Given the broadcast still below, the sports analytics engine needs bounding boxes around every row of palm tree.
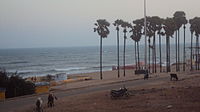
[94,11,200,79]
[173,11,187,72]
[190,17,200,70]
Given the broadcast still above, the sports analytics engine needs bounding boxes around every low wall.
[0,91,5,100]
[35,85,50,94]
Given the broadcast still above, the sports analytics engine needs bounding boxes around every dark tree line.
[0,70,35,98]
[94,11,200,79]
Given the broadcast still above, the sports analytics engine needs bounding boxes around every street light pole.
[144,0,147,70]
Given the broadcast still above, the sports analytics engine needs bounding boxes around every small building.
[35,82,50,94]
[0,88,6,100]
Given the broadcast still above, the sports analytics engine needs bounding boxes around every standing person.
[36,97,43,112]
[47,93,57,107]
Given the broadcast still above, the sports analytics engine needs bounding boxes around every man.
[36,97,43,112]
[48,93,57,107]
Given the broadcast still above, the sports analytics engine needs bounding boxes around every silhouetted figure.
[144,72,149,80]
[36,97,43,112]
[48,93,57,107]
[34,77,37,82]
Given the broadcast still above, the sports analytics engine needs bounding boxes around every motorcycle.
[110,87,129,99]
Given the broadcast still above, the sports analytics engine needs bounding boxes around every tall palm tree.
[145,17,154,73]
[158,31,165,72]
[189,17,200,70]
[94,19,110,80]
[189,19,195,71]
[147,16,164,73]
[131,19,143,70]
[113,19,123,78]
[121,21,131,77]
[130,25,138,70]
[155,17,165,73]
[183,19,188,71]
[163,18,177,72]
[173,11,187,71]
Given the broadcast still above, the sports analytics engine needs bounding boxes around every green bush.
[0,70,35,98]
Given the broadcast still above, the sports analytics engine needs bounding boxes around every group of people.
[35,93,57,112]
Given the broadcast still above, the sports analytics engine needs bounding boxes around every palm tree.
[155,17,165,73]
[121,21,132,77]
[189,19,195,71]
[183,19,188,71]
[147,16,164,73]
[158,31,165,72]
[163,18,177,72]
[113,19,123,78]
[145,17,154,73]
[94,19,110,80]
[131,19,143,70]
[130,25,138,70]
[189,17,200,70]
[173,11,187,71]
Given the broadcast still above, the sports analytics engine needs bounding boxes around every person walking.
[47,93,57,107]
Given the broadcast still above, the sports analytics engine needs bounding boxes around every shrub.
[0,70,35,98]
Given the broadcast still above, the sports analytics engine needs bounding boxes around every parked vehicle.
[110,87,129,99]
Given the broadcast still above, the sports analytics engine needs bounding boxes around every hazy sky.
[0,0,199,48]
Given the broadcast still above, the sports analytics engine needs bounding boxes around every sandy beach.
[12,69,200,112]
[1,64,199,112]
[50,64,191,90]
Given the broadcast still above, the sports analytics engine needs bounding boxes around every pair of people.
[35,93,57,111]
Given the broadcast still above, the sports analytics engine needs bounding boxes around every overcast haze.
[0,0,199,48]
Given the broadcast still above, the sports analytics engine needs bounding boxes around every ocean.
[0,44,191,78]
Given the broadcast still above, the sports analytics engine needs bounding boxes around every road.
[0,76,168,112]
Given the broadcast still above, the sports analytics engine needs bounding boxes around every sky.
[0,0,199,49]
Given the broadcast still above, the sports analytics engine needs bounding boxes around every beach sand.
[17,68,200,112]
[51,64,193,91]
[25,63,191,86]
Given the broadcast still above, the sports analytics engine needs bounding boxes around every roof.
[35,82,50,86]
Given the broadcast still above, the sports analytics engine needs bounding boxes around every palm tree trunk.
[166,37,168,72]
[197,37,199,70]
[135,41,138,70]
[198,36,199,70]
[154,34,157,73]
[152,43,154,73]
[175,31,178,71]
[159,33,162,72]
[166,37,170,72]
[117,30,120,78]
[183,25,186,71]
[178,29,180,71]
[169,38,171,72]
[123,34,126,77]
[100,36,103,80]
[148,39,151,73]
[137,42,140,69]
[195,37,198,70]
[191,32,193,71]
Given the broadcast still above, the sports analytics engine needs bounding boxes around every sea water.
[0,44,190,78]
